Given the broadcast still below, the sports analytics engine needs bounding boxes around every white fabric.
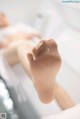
[0,23,38,102]
[0,58,32,102]
[0,24,80,118]
[0,23,38,81]
[0,23,38,41]
[42,104,80,119]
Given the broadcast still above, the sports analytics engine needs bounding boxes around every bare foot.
[27,39,62,103]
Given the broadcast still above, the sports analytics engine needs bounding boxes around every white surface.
[0,23,37,42]
[42,104,80,119]
[0,0,40,25]
[1,57,80,117]
[0,0,80,117]
[57,27,80,74]
[52,0,80,10]
[0,24,80,118]
[0,56,61,116]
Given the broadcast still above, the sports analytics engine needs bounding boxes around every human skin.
[26,40,74,105]
[42,104,80,119]
[27,39,61,103]
[0,32,41,48]
[0,13,75,107]
[0,13,10,28]
[2,38,75,108]
[0,12,41,48]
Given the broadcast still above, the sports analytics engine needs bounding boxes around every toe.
[32,47,38,58]
[32,40,46,57]
[46,39,57,52]
[36,40,45,50]
[27,53,34,62]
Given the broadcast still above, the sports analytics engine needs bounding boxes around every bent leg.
[55,83,75,110]
[2,39,75,108]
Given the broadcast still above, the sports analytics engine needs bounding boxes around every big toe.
[32,40,47,58]
[46,39,57,52]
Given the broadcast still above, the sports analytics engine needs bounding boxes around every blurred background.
[0,0,80,119]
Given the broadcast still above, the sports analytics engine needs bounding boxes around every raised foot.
[27,39,62,103]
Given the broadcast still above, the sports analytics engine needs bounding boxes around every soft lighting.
[3,98,13,110]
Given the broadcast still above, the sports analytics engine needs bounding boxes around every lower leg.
[55,83,75,110]
[17,41,33,78]
[3,39,75,108]
[27,39,75,106]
